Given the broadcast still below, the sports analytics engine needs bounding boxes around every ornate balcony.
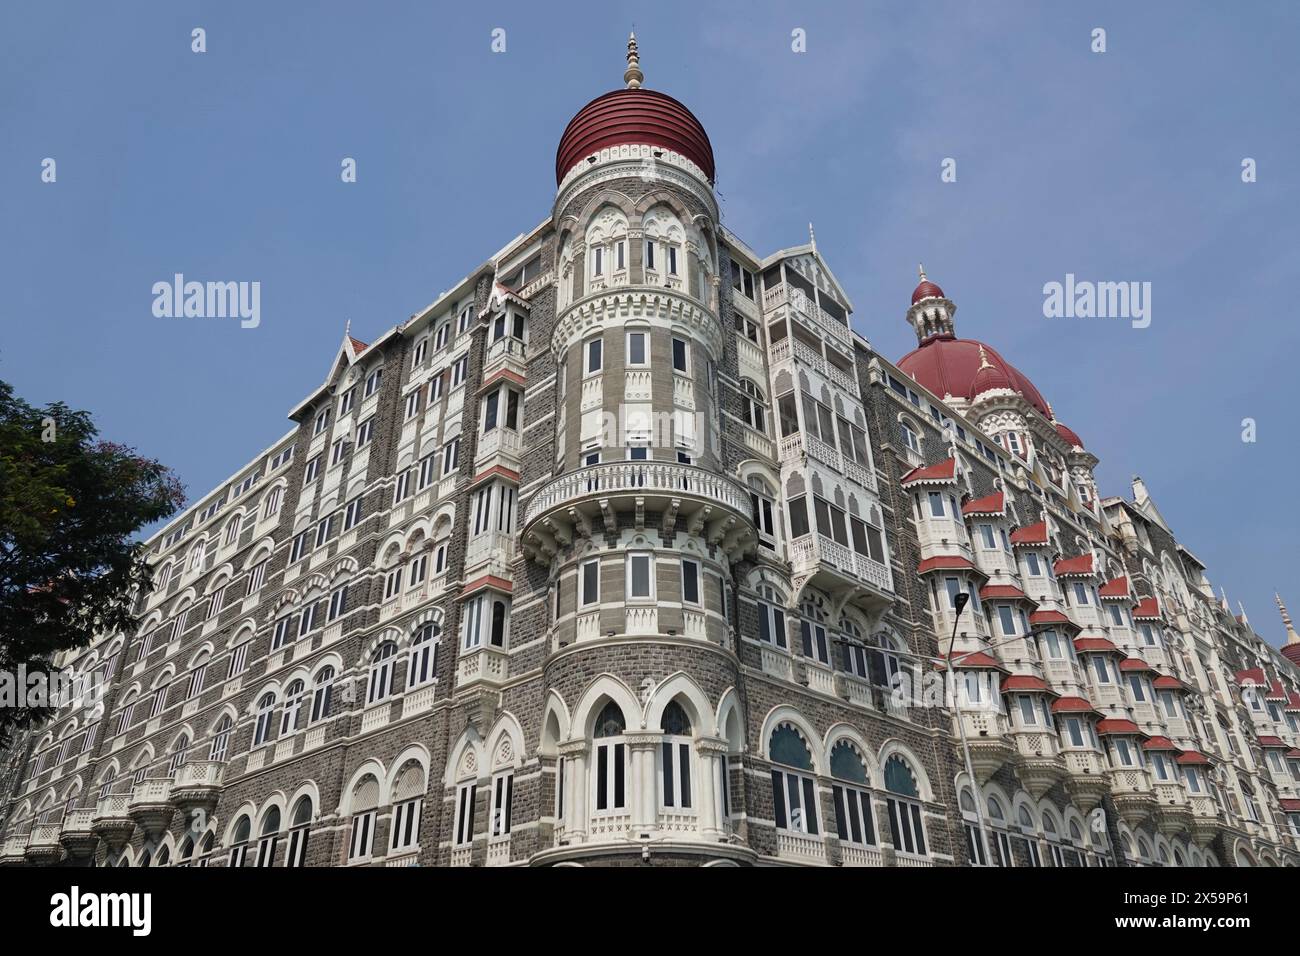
[128,779,174,837]
[1011,730,1068,797]
[170,760,224,819]
[25,821,65,865]
[91,794,135,851]
[521,462,754,564]
[957,710,1016,782]
[1062,747,1110,811]
[789,533,893,610]
[58,808,99,861]
[0,833,29,866]
[1154,782,1193,836]
[1188,795,1222,846]
[1108,767,1158,828]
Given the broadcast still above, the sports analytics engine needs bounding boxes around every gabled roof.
[900,458,956,486]
[961,492,1004,516]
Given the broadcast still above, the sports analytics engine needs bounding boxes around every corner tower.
[517,36,755,861]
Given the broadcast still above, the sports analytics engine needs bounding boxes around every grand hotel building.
[3,38,1299,869]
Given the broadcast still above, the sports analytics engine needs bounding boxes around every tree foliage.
[0,378,184,743]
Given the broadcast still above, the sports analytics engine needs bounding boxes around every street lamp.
[944,591,993,866]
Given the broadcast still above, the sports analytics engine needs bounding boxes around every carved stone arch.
[1010,789,1040,831]
[292,511,314,534]
[152,665,176,689]
[573,188,637,232]
[644,672,713,736]
[269,589,300,618]
[256,791,289,836]
[823,723,879,784]
[759,706,823,775]
[538,690,571,756]
[228,620,257,648]
[222,801,258,846]
[244,537,275,570]
[205,563,236,593]
[356,627,403,668]
[773,368,794,394]
[571,673,644,737]
[485,713,525,771]
[327,555,360,585]
[632,189,694,225]
[337,761,387,817]
[715,687,745,753]
[445,727,486,787]
[877,739,935,803]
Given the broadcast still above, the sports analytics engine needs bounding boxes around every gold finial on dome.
[624,32,643,89]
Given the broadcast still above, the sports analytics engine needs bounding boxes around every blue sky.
[2,2,1297,645]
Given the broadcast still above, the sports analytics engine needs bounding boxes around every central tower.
[511,36,755,859]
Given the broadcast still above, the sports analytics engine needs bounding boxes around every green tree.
[0,378,184,745]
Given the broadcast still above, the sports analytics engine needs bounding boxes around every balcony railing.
[789,533,891,592]
[522,462,751,530]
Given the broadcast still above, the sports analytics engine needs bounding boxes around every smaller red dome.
[1055,422,1085,449]
[971,358,1011,397]
[912,280,945,304]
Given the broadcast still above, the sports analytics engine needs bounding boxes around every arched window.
[228,814,252,867]
[253,693,276,746]
[593,701,628,816]
[367,642,397,704]
[769,724,817,835]
[1013,804,1042,866]
[209,715,233,762]
[286,795,313,867]
[407,623,439,689]
[262,486,282,520]
[257,807,281,867]
[829,741,875,847]
[985,797,1013,866]
[799,601,830,666]
[280,680,305,736]
[168,734,189,778]
[1042,811,1065,866]
[658,701,693,811]
[177,835,195,868]
[197,831,215,867]
[958,787,988,866]
[882,754,926,857]
[899,418,921,454]
[347,777,380,862]
[390,762,427,853]
[740,380,766,432]
[310,666,335,723]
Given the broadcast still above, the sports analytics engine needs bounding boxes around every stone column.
[558,740,588,843]
[695,736,728,839]
[626,733,660,833]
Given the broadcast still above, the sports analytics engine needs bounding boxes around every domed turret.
[555,33,715,186]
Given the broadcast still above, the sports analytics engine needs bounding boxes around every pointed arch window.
[883,754,926,857]
[593,701,628,815]
[829,741,875,847]
[658,701,693,810]
[769,724,818,835]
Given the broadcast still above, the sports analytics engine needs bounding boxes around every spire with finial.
[977,344,992,369]
[1277,593,1300,645]
[808,222,817,254]
[624,32,643,89]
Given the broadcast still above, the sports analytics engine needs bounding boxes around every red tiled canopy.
[1096,718,1142,735]
[1073,636,1121,655]
[901,458,956,485]
[1176,750,1212,766]
[1051,696,1097,714]
[916,555,980,574]
[1133,597,1161,619]
[1142,736,1180,752]
[1153,675,1186,691]
[1009,521,1048,546]
[1029,609,1076,629]
[1099,576,1130,599]
[961,492,1004,516]
[1053,554,1094,576]
[1119,658,1154,673]
[1257,736,1288,748]
[980,584,1035,604]
[1001,675,1054,694]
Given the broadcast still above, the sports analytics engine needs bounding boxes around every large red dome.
[556,88,715,186]
[897,335,1051,417]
